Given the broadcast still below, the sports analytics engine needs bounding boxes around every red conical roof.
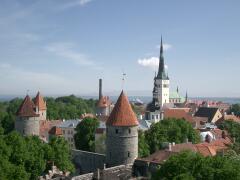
[17,95,39,117]
[106,91,138,126]
[34,91,46,110]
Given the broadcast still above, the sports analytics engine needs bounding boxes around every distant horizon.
[1,93,240,105]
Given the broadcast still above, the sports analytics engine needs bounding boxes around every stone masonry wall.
[15,116,40,136]
[106,126,138,167]
[72,149,106,174]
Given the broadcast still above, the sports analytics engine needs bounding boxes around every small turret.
[34,91,47,120]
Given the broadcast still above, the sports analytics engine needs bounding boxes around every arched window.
[129,129,131,134]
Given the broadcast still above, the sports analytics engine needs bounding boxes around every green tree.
[145,118,200,153]
[219,120,240,143]
[48,137,74,173]
[0,131,74,179]
[74,117,99,152]
[229,104,240,116]
[138,130,150,157]
[46,95,97,120]
[152,151,240,180]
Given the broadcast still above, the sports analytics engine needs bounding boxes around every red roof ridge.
[106,91,138,126]
[34,91,47,110]
[17,95,39,117]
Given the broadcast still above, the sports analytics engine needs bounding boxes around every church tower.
[153,37,170,107]
[145,37,169,122]
[106,91,138,167]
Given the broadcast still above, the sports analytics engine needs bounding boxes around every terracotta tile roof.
[106,91,138,126]
[138,138,232,164]
[164,108,195,124]
[224,115,240,123]
[195,144,216,156]
[140,150,174,163]
[17,95,39,117]
[97,96,111,108]
[48,126,62,136]
[39,120,63,138]
[34,91,46,110]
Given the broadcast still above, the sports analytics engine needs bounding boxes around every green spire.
[185,91,188,102]
[157,36,168,80]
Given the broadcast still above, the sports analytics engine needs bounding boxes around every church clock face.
[163,84,169,88]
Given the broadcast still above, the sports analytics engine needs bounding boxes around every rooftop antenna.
[121,69,126,90]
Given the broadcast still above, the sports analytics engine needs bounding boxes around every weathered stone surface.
[106,126,138,167]
[72,149,106,174]
[15,116,40,136]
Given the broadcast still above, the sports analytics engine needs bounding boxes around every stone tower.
[15,95,40,136]
[96,79,111,116]
[34,91,47,120]
[106,91,139,167]
[145,37,169,122]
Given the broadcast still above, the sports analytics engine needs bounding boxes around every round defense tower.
[15,116,40,136]
[106,91,139,167]
[15,95,40,136]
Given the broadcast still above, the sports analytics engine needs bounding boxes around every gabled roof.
[106,91,138,126]
[17,95,39,117]
[59,119,81,128]
[164,108,195,124]
[194,107,219,122]
[169,91,185,102]
[34,92,46,110]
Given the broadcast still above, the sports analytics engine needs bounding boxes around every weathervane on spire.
[121,69,126,90]
[26,89,30,95]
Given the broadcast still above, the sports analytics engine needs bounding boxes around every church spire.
[157,36,168,80]
[185,91,188,102]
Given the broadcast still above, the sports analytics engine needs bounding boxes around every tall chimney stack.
[99,79,103,100]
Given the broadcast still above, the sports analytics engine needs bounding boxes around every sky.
[0,0,240,97]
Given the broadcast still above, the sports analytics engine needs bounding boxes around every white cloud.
[138,57,168,70]
[46,42,96,66]
[156,43,172,51]
[58,0,93,10]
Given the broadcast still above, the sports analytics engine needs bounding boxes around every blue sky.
[0,0,240,97]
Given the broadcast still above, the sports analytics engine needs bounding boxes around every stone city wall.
[72,149,106,174]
